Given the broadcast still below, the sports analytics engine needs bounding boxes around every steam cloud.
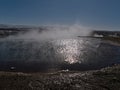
[7,24,92,40]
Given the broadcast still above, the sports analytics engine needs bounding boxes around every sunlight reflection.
[56,39,84,64]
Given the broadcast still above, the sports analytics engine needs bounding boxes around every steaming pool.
[0,37,120,72]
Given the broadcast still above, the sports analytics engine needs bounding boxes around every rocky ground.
[0,65,120,90]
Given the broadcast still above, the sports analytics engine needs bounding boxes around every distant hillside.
[92,30,120,37]
[0,24,120,38]
[0,24,47,37]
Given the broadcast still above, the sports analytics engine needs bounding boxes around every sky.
[0,0,120,29]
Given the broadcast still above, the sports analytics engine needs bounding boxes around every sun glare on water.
[56,39,84,64]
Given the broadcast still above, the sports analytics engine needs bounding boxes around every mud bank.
[0,65,120,90]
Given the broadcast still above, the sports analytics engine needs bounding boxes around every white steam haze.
[7,24,92,40]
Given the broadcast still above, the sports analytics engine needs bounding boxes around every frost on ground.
[0,65,120,90]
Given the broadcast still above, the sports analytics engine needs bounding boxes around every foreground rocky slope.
[0,65,120,90]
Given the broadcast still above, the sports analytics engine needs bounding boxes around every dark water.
[0,37,120,72]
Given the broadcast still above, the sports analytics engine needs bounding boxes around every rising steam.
[7,24,92,40]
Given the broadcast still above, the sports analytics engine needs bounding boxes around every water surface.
[0,37,119,72]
